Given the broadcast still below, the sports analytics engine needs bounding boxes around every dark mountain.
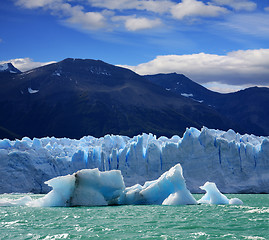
[144,73,269,136]
[144,73,220,105]
[217,87,269,136]
[0,58,233,139]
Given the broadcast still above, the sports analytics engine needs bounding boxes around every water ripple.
[0,194,268,239]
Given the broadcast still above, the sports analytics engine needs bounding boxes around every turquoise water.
[0,194,268,239]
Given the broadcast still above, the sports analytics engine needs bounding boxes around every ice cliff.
[0,127,268,194]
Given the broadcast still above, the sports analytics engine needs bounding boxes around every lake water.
[0,194,268,239]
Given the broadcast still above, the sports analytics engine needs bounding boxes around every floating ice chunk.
[30,174,76,207]
[117,184,144,205]
[26,163,196,207]
[229,198,243,205]
[198,182,229,204]
[71,169,125,206]
[119,164,197,205]
[198,182,243,205]
[0,196,32,206]
[161,164,197,205]
[162,190,197,205]
[30,168,125,207]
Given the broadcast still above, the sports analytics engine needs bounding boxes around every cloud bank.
[212,0,257,11]
[1,49,268,93]
[15,0,260,32]
[171,0,229,20]
[121,49,269,92]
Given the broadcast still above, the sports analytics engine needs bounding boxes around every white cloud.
[88,0,175,14]
[65,9,106,30]
[264,6,269,12]
[0,58,55,72]
[13,0,268,35]
[125,17,162,31]
[218,13,269,38]
[202,82,253,93]
[15,0,107,31]
[212,0,256,11]
[170,0,229,20]
[15,0,55,9]
[121,49,269,87]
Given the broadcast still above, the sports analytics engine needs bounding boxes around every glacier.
[0,127,268,194]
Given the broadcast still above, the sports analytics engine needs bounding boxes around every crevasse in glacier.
[0,127,268,194]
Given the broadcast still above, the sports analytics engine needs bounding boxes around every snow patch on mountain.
[28,88,39,94]
[0,63,21,73]
[0,63,9,71]
[89,66,111,76]
[181,93,193,97]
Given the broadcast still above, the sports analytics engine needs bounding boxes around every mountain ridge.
[144,73,269,136]
[0,58,267,139]
[0,63,21,74]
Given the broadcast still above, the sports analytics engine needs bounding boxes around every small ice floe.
[198,182,243,205]
[0,196,32,206]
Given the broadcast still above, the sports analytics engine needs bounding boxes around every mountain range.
[144,73,269,136]
[0,58,268,139]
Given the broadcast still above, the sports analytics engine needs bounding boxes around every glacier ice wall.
[0,127,268,194]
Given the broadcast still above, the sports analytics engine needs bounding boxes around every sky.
[0,0,269,93]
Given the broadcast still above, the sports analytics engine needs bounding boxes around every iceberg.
[198,182,243,205]
[119,164,197,205]
[0,127,268,194]
[0,164,243,207]
[30,164,197,207]
[30,168,125,207]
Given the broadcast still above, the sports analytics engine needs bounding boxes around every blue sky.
[0,0,269,92]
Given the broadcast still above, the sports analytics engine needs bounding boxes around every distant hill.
[0,58,234,139]
[144,73,269,136]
